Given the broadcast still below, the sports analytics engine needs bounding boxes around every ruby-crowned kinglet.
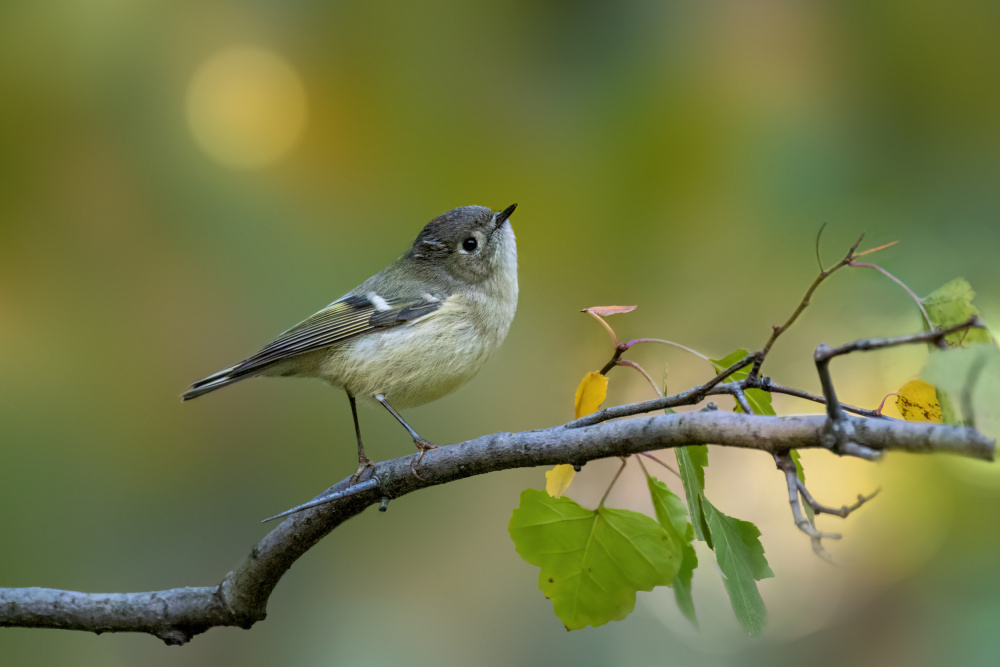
[183,204,518,479]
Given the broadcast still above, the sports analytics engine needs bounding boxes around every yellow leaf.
[545,465,576,498]
[574,371,609,419]
[896,379,943,423]
[547,373,609,497]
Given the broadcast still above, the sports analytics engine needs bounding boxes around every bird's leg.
[374,394,437,476]
[348,393,373,485]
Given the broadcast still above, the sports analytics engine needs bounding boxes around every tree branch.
[813,316,983,459]
[1,411,993,644]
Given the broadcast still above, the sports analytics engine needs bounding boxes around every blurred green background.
[3,1,1000,665]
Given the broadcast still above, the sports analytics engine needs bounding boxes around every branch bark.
[0,411,993,644]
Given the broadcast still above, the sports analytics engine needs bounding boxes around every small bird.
[183,204,518,480]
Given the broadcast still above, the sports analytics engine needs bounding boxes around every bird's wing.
[230,292,443,376]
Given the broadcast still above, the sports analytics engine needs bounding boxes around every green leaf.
[921,278,992,347]
[921,345,1000,427]
[702,498,774,637]
[646,475,699,626]
[675,445,711,548]
[742,387,775,417]
[709,349,775,416]
[508,489,681,630]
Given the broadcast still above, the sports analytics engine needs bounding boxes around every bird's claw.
[349,456,374,486]
[409,440,438,479]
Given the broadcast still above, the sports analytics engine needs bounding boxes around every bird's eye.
[462,237,478,252]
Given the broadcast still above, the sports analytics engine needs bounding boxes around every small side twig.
[262,478,379,523]
[753,378,882,418]
[568,355,755,428]
[731,387,754,415]
[814,316,985,457]
[774,453,841,561]
[751,233,867,379]
[795,480,880,519]
[599,345,626,375]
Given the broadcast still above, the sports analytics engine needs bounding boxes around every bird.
[183,203,518,481]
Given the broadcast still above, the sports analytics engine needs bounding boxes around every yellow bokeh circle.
[185,46,308,169]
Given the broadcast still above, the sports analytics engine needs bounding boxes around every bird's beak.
[495,203,518,228]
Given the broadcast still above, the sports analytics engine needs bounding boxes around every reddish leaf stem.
[849,261,932,329]
[617,360,662,397]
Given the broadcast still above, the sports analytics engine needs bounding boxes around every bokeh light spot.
[185,46,308,169]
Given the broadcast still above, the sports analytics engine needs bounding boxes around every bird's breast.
[319,291,514,407]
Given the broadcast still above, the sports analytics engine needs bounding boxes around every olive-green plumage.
[183,204,518,472]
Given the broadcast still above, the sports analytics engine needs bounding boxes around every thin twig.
[814,222,828,272]
[775,453,840,561]
[750,233,867,379]
[262,479,379,523]
[599,346,626,375]
[795,480,880,518]
[850,261,932,329]
[817,317,984,361]
[568,355,755,428]
[753,378,882,418]
[732,388,754,415]
[814,316,985,457]
[815,315,986,417]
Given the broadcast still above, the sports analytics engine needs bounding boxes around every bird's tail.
[181,365,252,401]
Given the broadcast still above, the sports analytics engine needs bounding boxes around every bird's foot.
[409,439,438,479]
[350,455,374,486]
